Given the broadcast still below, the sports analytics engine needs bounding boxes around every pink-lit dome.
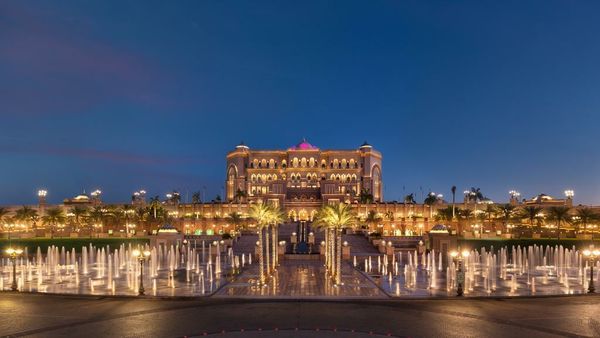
[290,138,318,150]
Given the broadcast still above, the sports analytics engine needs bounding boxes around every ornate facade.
[225,139,382,220]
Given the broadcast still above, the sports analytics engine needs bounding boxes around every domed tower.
[225,142,250,201]
[358,141,383,201]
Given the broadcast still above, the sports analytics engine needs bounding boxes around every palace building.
[225,139,382,220]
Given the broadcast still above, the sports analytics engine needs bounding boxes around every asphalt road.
[1,293,599,337]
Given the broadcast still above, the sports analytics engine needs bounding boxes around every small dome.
[430,224,449,233]
[74,194,89,200]
[359,141,372,149]
[235,141,249,150]
[290,138,318,150]
[157,224,179,234]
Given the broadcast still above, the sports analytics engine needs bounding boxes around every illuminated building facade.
[225,139,382,220]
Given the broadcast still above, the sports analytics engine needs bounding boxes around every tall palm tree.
[0,207,10,237]
[364,210,382,232]
[423,193,438,219]
[497,204,516,233]
[192,192,202,205]
[547,206,571,240]
[88,206,106,236]
[149,196,161,219]
[42,207,65,238]
[268,206,285,271]
[70,206,88,231]
[436,206,454,222]
[458,208,473,235]
[228,212,244,233]
[574,208,598,234]
[135,207,149,233]
[403,193,416,204]
[518,206,543,231]
[313,203,357,285]
[15,206,38,232]
[483,204,497,231]
[248,202,273,285]
[234,189,246,203]
[451,186,457,219]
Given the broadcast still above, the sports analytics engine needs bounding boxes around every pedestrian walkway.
[215,259,386,299]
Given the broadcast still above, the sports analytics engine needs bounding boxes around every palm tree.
[359,189,374,204]
[70,206,88,231]
[436,206,454,222]
[547,206,571,240]
[574,208,598,234]
[268,206,285,271]
[519,206,543,232]
[313,203,357,285]
[42,207,65,238]
[88,206,106,236]
[497,204,516,234]
[228,212,245,233]
[248,202,273,285]
[192,192,202,205]
[458,208,473,235]
[135,207,149,233]
[483,204,497,231]
[364,210,382,232]
[234,189,247,203]
[0,207,10,237]
[423,192,438,219]
[15,206,38,232]
[403,193,416,204]
[149,196,161,219]
[451,186,457,219]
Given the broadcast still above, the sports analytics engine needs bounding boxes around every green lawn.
[459,238,600,251]
[0,238,149,253]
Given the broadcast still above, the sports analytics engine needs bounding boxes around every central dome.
[290,138,318,150]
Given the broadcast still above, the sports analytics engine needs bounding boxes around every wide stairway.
[342,233,380,256]
[232,231,258,255]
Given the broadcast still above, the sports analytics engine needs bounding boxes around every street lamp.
[132,248,151,295]
[5,247,24,291]
[450,249,470,296]
[582,246,600,293]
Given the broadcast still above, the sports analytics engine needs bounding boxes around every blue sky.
[1,1,599,205]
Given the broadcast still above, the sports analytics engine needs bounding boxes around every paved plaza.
[1,292,600,337]
[216,260,386,298]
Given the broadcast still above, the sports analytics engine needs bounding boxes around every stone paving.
[2,293,600,337]
[216,259,386,298]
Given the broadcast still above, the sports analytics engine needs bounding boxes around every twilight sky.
[1,1,600,205]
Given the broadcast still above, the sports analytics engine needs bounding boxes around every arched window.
[349,159,356,169]
[261,159,267,168]
[341,159,347,169]
[282,160,287,168]
[301,157,307,168]
[293,158,299,168]
[269,159,275,169]
[309,158,315,168]
[333,159,339,169]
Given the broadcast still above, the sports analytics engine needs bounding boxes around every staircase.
[232,233,258,255]
[343,233,380,257]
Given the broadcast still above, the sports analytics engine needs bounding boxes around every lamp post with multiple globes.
[582,246,600,293]
[450,249,470,296]
[5,247,24,291]
[132,248,151,295]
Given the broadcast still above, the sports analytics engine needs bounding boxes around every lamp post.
[582,246,600,293]
[450,249,470,296]
[5,247,24,291]
[132,248,151,295]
